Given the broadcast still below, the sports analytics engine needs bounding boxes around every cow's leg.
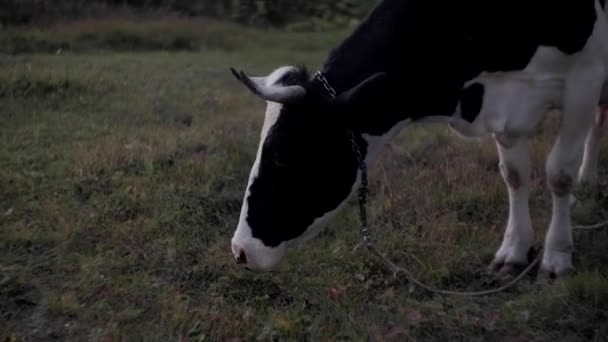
[491,137,533,273]
[578,106,608,185]
[542,72,604,276]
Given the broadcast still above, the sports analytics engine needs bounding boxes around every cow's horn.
[230,68,306,104]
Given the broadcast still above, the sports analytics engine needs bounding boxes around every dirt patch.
[0,276,39,322]
[0,274,73,342]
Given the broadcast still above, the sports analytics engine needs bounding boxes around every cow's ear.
[333,72,397,131]
[334,72,388,107]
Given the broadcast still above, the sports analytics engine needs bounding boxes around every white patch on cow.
[266,66,297,87]
[540,3,607,274]
[231,66,299,270]
[231,100,286,270]
[448,1,608,275]
[449,73,563,139]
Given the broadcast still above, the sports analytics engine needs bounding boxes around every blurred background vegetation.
[1,0,378,29]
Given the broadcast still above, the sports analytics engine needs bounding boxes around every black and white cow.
[230,0,608,276]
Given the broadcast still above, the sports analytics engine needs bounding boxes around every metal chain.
[315,70,369,247]
[347,131,607,296]
[314,71,337,100]
[325,68,608,295]
[347,130,545,296]
[348,130,371,246]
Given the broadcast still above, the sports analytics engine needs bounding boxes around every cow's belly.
[449,36,606,140]
[449,71,564,139]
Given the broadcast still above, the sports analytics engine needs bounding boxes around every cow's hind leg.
[543,71,604,277]
[491,137,534,274]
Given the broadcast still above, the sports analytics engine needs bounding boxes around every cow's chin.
[231,222,287,271]
[231,219,333,272]
[231,199,353,271]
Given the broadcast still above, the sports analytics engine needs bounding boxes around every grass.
[1,18,608,341]
[0,17,351,55]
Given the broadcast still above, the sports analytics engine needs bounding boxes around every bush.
[0,0,379,29]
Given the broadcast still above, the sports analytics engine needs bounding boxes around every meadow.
[1,18,608,341]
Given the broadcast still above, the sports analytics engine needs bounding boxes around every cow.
[229,0,608,277]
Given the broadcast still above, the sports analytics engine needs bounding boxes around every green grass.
[0,17,350,55]
[1,18,608,341]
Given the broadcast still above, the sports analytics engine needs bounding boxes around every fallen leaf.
[406,309,423,326]
[276,317,294,332]
[326,287,342,300]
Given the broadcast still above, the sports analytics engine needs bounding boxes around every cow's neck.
[316,0,417,138]
[319,0,483,129]
[320,0,409,95]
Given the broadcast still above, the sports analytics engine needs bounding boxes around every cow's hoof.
[536,268,575,285]
[488,261,527,278]
[540,250,575,278]
[489,244,533,275]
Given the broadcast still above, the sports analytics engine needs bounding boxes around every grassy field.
[1,18,608,341]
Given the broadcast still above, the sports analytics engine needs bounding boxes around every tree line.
[1,0,378,27]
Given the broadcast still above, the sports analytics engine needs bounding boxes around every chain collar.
[313,71,370,245]
[313,71,337,100]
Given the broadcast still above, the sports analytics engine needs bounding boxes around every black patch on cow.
[460,83,484,123]
[245,83,368,247]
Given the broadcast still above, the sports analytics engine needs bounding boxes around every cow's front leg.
[490,137,534,274]
[543,72,603,277]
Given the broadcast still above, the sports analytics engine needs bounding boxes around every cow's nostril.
[235,250,247,265]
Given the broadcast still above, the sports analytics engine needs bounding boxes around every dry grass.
[1,19,608,341]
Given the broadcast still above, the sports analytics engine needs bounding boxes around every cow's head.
[229,65,387,271]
